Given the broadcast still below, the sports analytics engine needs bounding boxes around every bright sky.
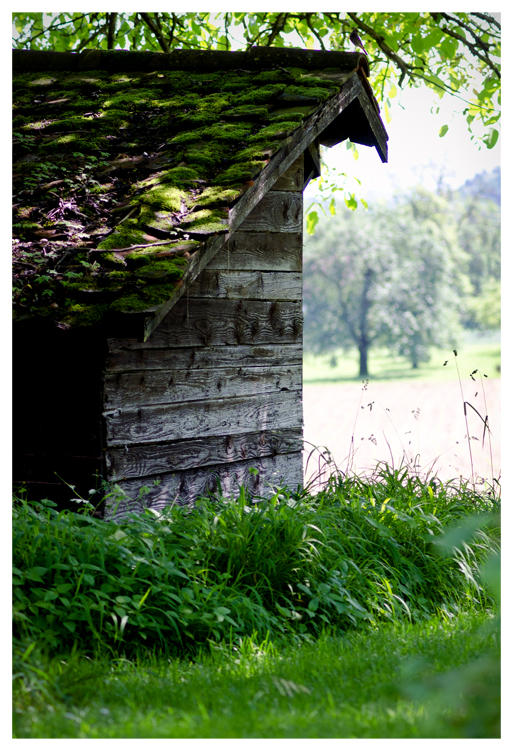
[306,81,501,205]
[217,11,502,202]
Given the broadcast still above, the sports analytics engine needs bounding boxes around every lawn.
[13,466,500,739]
[303,334,501,385]
[13,611,499,739]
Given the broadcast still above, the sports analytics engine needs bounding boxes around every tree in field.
[303,191,465,376]
[12,11,500,150]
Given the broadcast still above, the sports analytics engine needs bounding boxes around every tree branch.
[305,13,327,51]
[266,13,289,46]
[347,12,416,87]
[470,12,501,32]
[139,12,170,53]
[432,12,501,80]
[107,13,117,50]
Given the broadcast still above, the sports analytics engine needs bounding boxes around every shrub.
[13,469,500,661]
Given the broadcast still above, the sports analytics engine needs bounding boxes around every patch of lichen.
[108,281,182,313]
[181,208,229,234]
[58,72,109,89]
[175,111,219,129]
[201,122,254,142]
[268,110,308,123]
[211,160,268,185]
[248,122,300,141]
[101,88,160,110]
[232,84,286,105]
[61,302,111,327]
[97,227,149,251]
[38,133,109,154]
[185,141,231,169]
[159,166,203,185]
[134,258,186,282]
[138,206,176,234]
[194,186,241,207]
[283,84,337,101]
[138,184,189,212]
[223,105,271,119]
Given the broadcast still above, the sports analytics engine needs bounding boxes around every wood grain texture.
[104,450,304,518]
[105,427,303,481]
[104,389,302,447]
[206,232,302,272]
[270,155,304,192]
[187,270,302,301]
[132,299,303,349]
[104,364,302,409]
[237,191,303,233]
[105,343,303,372]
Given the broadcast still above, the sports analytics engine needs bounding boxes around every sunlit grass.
[13,468,500,738]
[303,335,501,384]
[13,611,499,738]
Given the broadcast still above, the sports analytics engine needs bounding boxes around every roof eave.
[139,70,388,341]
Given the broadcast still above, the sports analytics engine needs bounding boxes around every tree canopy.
[12,12,500,149]
[303,189,473,376]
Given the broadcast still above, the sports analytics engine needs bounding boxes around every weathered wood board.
[104,389,302,447]
[206,232,302,272]
[188,270,302,301]
[105,343,303,373]
[271,155,304,192]
[131,299,303,349]
[104,450,304,520]
[237,191,303,233]
[105,427,303,481]
[104,364,302,409]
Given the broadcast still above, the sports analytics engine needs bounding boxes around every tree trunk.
[357,267,374,377]
[358,342,369,377]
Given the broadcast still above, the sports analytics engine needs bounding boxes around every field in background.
[303,334,501,385]
[302,334,501,485]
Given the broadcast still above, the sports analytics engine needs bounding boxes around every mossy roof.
[12,47,387,338]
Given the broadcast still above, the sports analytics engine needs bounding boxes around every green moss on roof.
[139,184,188,212]
[12,49,361,329]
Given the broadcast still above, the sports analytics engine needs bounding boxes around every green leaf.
[483,128,499,149]
[306,210,319,235]
[410,34,425,54]
[439,124,449,138]
[344,194,358,211]
[25,566,48,582]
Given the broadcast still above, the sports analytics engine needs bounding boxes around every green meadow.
[13,463,500,739]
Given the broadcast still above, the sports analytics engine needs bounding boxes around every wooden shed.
[12,47,388,518]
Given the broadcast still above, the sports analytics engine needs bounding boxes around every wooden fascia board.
[142,70,383,341]
[356,91,388,164]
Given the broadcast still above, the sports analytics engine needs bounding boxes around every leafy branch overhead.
[12,11,501,144]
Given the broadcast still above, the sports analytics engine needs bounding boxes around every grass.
[13,610,499,738]
[303,335,501,384]
[13,465,500,738]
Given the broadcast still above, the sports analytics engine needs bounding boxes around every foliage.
[465,279,501,330]
[13,469,499,662]
[453,191,501,311]
[11,12,500,148]
[13,610,499,738]
[303,191,465,374]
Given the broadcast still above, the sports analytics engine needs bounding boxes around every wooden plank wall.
[103,155,305,519]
